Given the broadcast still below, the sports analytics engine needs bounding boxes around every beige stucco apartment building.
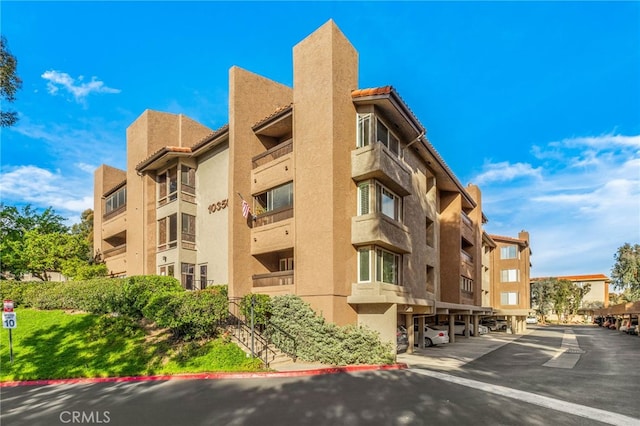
[489,231,533,333]
[94,20,500,349]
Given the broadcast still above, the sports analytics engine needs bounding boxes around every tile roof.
[103,179,127,198]
[351,86,393,98]
[489,234,528,245]
[252,104,293,130]
[531,274,610,282]
[190,124,229,152]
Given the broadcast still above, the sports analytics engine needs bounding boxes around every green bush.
[268,294,395,365]
[239,293,271,326]
[121,275,183,318]
[143,289,228,340]
[0,281,49,307]
[88,314,143,339]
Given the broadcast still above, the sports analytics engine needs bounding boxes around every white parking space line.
[409,368,640,426]
[543,329,584,369]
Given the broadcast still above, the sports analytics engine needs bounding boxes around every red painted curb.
[0,363,408,387]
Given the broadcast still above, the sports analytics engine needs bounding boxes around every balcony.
[252,271,294,287]
[351,213,411,254]
[461,212,474,241]
[251,142,293,195]
[103,244,126,259]
[251,212,294,255]
[351,142,412,196]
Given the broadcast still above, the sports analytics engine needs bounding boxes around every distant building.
[489,231,533,332]
[531,274,610,309]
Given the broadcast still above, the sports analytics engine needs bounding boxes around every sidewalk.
[397,330,530,372]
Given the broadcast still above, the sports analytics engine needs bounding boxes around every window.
[181,213,196,244]
[356,113,400,155]
[426,217,435,247]
[500,245,518,259]
[105,186,126,215]
[426,265,435,293]
[358,182,370,215]
[357,246,401,285]
[357,180,402,221]
[181,263,195,290]
[158,214,177,250]
[376,118,399,155]
[460,276,473,293]
[358,248,371,282]
[255,181,293,214]
[159,264,175,277]
[501,292,518,305]
[279,257,294,271]
[500,269,519,282]
[377,248,400,285]
[181,165,196,194]
[158,167,178,205]
[357,114,371,148]
[199,265,207,290]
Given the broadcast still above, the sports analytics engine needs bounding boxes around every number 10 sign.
[2,312,16,329]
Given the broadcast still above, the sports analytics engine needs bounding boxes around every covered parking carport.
[593,301,640,329]
[432,301,494,343]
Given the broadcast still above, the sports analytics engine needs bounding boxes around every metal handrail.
[252,139,293,169]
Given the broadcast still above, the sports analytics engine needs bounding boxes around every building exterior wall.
[93,20,495,346]
[489,231,532,317]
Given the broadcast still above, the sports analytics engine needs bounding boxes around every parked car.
[440,321,488,336]
[526,316,538,324]
[621,318,638,334]
[480,318,508,331]
[414,325,450,347]
[397,326,409,353]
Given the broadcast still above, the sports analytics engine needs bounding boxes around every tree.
[611,243,640,300]
[531,279,554,323]
[0,204,68,278]
[71,208,94,258]
[0,36,22,127]
[0,204,106,281]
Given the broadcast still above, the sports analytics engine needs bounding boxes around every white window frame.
[356,113,372,148]
[357,246,402,286]
[500,245,518,259]
[501,292,518,305]
[500,269,519,283]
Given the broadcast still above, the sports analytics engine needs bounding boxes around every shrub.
[239,293,271,327]
[121,275,183,318]
[144,289,228,340]
[0,281,46,307]
[268,294,394,365]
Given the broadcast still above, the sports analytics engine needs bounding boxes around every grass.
[0,309,263,381]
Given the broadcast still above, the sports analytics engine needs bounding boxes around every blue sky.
[1,1,638,278]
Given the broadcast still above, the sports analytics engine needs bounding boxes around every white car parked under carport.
[414,325,450,347]
[440,321,489,336]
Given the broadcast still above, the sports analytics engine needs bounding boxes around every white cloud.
[41,70,120,103]
[477,132,640,277]
[474,161,542,184]
[0,165,93,223]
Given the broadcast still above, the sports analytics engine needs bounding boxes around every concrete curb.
[0,363,408,387]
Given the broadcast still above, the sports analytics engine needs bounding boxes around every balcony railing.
[253,206,293,228]
[103,244,126,258]
[252,139,293,169]
[461,250,474,264]
[252,270,294,287]
[461,212,473,227]
[103,205,126,221]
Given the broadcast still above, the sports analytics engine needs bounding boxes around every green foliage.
[0,309,263,381]
[89,314,143,340]
[121,275,183,318]
[611,243,640,300]
[268,294,394,365]
[239,293,272,326]
[535,278,592,323]
[143,289,228,340]
[0,204,68,279]
[0,36,22,127]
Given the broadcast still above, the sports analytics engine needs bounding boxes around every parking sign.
[2,312,16,329]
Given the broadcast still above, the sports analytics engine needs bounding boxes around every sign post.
[3,300,16,363]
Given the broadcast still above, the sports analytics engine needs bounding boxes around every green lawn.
[0,309,263,381]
